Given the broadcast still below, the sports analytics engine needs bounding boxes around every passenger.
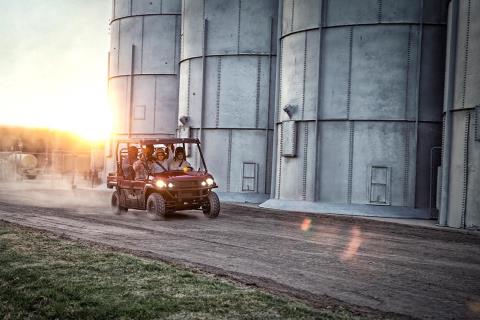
[133,150,149,180]
[151,145,174,173]
[169,146,192,171]
[121,146,138,180]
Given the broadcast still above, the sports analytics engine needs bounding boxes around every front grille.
[175,180,199,189]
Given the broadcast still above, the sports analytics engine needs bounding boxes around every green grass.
[0,222,361,320]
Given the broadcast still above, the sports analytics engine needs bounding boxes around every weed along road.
[0,185,479,319]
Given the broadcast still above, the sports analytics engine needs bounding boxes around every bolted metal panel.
[114,0,131,20]
[179,0,277,198]
[319,27,350,120]
[273,0,448,215]
[316,121,350,203]
[142,15,178,74]
[325,0,379,27]
[350,25,419,121]
[132,0,162,15]
[108,0,181,138]
[441,0,480,228]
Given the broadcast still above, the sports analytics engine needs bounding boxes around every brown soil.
[0,185,479,320]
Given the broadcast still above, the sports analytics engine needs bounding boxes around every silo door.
[369,166,391,205]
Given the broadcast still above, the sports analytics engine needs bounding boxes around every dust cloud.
[0,180,110,211]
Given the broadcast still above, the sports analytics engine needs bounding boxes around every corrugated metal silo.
[265,0,449,217]
[440,0,480,228]
[108,0,181,139]
[178,0,278,201]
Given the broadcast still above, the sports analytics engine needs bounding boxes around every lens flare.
[300,218,312,232]
[340,226,362,261]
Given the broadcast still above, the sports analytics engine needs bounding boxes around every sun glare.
[0,86,112,143]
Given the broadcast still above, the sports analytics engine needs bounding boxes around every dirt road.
[0,184,479,319]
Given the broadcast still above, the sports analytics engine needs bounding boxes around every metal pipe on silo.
[270,0,283,198]
[440,0,480,228]
[440,0,459,226]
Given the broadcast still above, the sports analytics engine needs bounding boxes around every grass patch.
[0,222,361,319]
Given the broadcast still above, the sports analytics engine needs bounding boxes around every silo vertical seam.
[128,45,135,137]
[173,16,178,74]
[403,26,412,206]
[200,18,208,144]
[187,60,191,117]
[302,124,308,200]
[255,57,262,128]
[313,0,326,202]
[124,77,128,132]
[181,0,185,60]
[153,77,157,131]
[140,16,145,73]
[290,0,295,32]
[377,0,383,24]
[404,25,412,119]
[117,20,121,72]
[440,115,446,204]
[129,0,132,15]
[237,0,242,54]
[347,122,355,204]
[278,40,284,123]
[346,26,354,204]
[227,130,233,192]
[461,0,471,108]
[461,111,471,228]
[403,126,410,206]
[413,0,424,207]
[215,57,222,128]
[112,0,116,20]
[160,0,163,14]
[277,126,283,199]
[346,27,353,118]
[301,32,307,120]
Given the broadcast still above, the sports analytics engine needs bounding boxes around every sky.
[0,0,111,141]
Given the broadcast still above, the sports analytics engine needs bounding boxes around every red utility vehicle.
[107,138,220,219]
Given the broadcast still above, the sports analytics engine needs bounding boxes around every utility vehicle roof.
[117,138,200,145]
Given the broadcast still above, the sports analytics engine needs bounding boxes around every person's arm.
[167,144,175,161]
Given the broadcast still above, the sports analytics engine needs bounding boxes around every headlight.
[201,181,207,187]
[156,180,166,188]
[167,182,174,188]
[206,178,214,186]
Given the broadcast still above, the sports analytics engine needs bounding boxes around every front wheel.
[111,191,128,215]
[147,193,166,220]
[203,192,220,219]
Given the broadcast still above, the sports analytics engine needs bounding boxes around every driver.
[169,146,192,171]
[133,145,155,180]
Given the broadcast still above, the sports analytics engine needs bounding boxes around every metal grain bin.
[268,0,448,217]
[109,0,181,138]
[178,0,278,201]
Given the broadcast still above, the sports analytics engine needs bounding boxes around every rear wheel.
[111,191,128,215]
[147,193,166,220]
[203,192,220,218]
